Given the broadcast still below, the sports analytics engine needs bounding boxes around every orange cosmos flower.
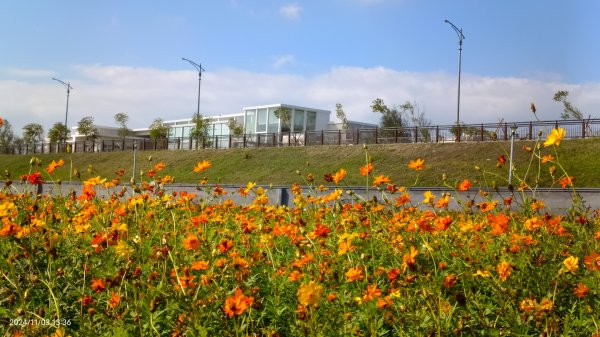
[345,267,364,282]
[583,252,600,271]
[443,274,457,288]
[360,163,373,176]
[332,168,347,184]
[402,246,419,271]
[477,201,498,212]
[408,158,426,170]
[216,238,234,253]
[109,291,121,309]
[562,255,579,273]
[45,159,65,174]
[519,298,537,313]
[154,161,166,171]
[573,282,589,298]
[362,284,382,302]
[544,127,566,147]
[372,175,391,187]
[90,278,106,293]
[395,193,411,206]
[223,288,254,318]
[496,154,506,168]
[191,260,210,271]
[0,117,3,127]
[541,155,554,163]
[435,194,450,209]
[182,233,201,250]
[193,160,211,173]
[457,179,471,191]
[297,280,324,307]
[496,261,512,281]
[558,176,574,188]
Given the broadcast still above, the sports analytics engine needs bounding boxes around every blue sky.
[1,0,599,134]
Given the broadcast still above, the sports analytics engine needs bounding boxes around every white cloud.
[279,4,301,20]
[272,55,296,69]
[1,64,597,137]
[3,67,56,78]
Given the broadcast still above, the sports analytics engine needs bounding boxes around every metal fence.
[2,119,599,155]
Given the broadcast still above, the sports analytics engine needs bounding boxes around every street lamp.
[444,19,465,142]
[52,78,73,128]
[181,58,205,118]
[508,123,518,185]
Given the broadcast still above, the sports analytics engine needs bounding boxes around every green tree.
[227,118,244,136]
[553,90,583,120]
[22,123,45,143]
[149,118,170,140]
[114,112,130,139]
[48,122,70,143]
[371,98,409,128]
[0,118,15,153]
[274,107,292,132]
[189,113,210,148]
[335,103,348,129]
[77,116,99,140]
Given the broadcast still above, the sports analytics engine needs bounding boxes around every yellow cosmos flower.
[422,191,435,204]
[562,255,579,273]
[543,128,566,147]
[297,280,324,307]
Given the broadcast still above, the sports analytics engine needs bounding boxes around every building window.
[257,108,267,133]
[306,111,317,131]
[245,110,255,134]
[268,108,279,133]
[293,110,305,131]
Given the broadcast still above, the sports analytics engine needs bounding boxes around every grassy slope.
[1,138,599,187]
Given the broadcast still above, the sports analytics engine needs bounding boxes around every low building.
[69,103,376,150]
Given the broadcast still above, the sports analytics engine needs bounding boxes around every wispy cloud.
[3,67,56,78]
[2,65,598,136]
[279,4,301,20]
[272,55,296,69]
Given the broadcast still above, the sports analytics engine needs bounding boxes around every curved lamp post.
[52,77,73,128]
[181,58,205,118]
[444,20,465,142]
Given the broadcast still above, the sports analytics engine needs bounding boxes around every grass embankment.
[1,138,599,187]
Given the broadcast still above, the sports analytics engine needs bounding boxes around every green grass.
[2,138,600,187]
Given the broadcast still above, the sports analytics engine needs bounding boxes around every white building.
[69,103,376,150]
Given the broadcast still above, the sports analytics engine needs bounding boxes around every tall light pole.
[52,78,73,128]
[444,19,465,142]
[182,58,205,118]
[508,123,518,185]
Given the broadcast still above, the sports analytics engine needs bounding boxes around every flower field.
[1,127,600,336]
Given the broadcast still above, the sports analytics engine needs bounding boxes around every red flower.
[27,171,43,185]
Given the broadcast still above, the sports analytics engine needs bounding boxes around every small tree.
[0,118,15,153]
[77,116,99,140]
[553,90,583,120]
[189,113,210,148]
[335,103,348,129]
[371,98,409,128]
[274,107,292,132]
[48,122,70,143]
[227,118,244,136]
[149,118,170,149]
[22,123,45,143]
[114,112,130,139]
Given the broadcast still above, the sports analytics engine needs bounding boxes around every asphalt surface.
[14,182,600,215]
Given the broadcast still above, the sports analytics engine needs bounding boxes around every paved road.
[23,182,600,215]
